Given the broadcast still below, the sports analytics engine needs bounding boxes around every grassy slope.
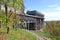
[22,29,37,40]
[32,31,60,40]
[0,28,37,40]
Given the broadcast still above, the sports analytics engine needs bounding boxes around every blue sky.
[23,0,60,21]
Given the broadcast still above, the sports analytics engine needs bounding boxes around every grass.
[0,27,37,40]
[21,29,37,40]
[31,30,60,40]
[32,31,60,40]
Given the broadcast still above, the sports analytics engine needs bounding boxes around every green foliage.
[32,31,60,40]
[0,27,37,40]
[0,11,6,20]
[20,29,37,40]
[0,0,24,26]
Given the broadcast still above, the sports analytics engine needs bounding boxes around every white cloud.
[48,4,57,8]
[48,4,60,11]
[42,12,60,21]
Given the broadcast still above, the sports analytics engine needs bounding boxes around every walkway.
[23,29,52,40]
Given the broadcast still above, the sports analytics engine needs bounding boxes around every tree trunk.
[14,10,17,29]
[0,3,1,28]
[5,4,9,34]
[0,2,1,14]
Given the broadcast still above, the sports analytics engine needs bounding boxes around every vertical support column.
[40,18,44,28]
[27,23,29,30]
[0,21,1,28]
[41,18,44,25]
[40,19,42,28]
[27,20,29,30]
[35,18,37,30]
[35,22,37,30]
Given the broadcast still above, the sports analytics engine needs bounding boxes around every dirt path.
[23,29,51,40]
